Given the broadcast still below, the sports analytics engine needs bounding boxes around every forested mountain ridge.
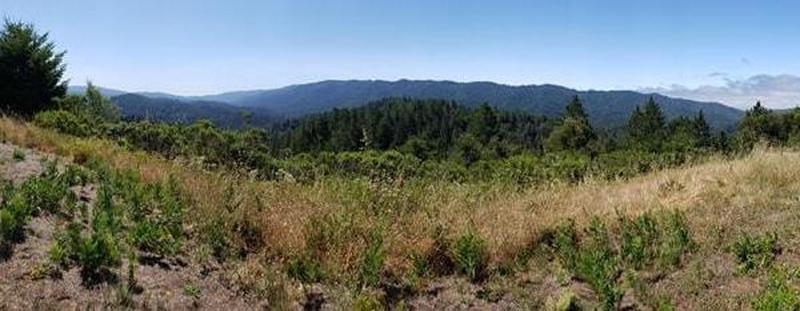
[213,80,744,130]
[111,93,275,128]
[72,80,744,130]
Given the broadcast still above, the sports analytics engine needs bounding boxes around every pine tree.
[626,97,666,151]
[565,95,589,120]
[545,96,597,152]
[693,111,711,147]
[0,20,67,116]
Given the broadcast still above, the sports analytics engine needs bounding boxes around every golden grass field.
[2,116,800,309]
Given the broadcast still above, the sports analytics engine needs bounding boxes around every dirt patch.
[0,144,257,310]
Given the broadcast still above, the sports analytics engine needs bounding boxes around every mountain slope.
[110,94,274,128]
[222,80,744,130]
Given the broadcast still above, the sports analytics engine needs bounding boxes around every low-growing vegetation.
[732,232,781,274]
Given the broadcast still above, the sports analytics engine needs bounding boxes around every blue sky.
[2,0,800,108]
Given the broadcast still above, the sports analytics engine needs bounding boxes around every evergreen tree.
[626,97,666,151]
[546,96,597,152]
[0,20,67,116]
[469,103,498,144]
[565,95,589,120]
[693,111,712,147]
[736,101,782,147]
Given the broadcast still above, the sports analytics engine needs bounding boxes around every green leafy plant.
[752,267,800,311]
[452,229,488,282]
[732,232,780,273]
[358,230,386,288]
[183,283,202,299]
[575,218,622,310]
[658,210,692,268]
[286,255,325,284]
[0,194,31,258]
[620,213,659,269]
[12,148,25,161]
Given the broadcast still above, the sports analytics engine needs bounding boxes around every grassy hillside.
[1,118,800,309]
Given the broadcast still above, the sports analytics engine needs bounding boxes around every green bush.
[18,174,70,215]
[33,110,98,137]
[12,148,25,161]
[52,221,121,284]
[49,183,124,285]
[0,195,29,257]
[452,229,488,282]
[619,210,692,270]
[620,213,659,269]
[203,218,233,261]
[575,218,622,310]
[732,232,780,273]
[553,220,580,272]
[358,230,386,288]
[129,181,185,257]
[286,255,326,283]
[658,211,692,268]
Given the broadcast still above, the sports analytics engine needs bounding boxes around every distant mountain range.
[69,80,745,130]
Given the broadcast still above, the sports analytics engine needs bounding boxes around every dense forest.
[33,89,790,184]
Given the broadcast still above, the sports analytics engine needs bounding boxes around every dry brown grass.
[3,116,800,294]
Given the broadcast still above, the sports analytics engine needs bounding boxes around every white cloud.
[641,74,800,110]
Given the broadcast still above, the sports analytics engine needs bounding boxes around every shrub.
[50,184,123,285]
[358,230,386,288]
[732,232,780,273]
[620,213,659,269]
[452,229,488,282]
[18,174,70,215]
[12,148,25,161]
[33,110,97,137]
[658,210,692,268]
[553,220,580,272]
[619,210,692,270]
[552,218,622,310]
[0,194,31,258]
[576,218,622,310]
[52,221,121,284]
[129,181,185,257]
[286,255,326,284]
[183,283,202,299]
[202,218,233,261]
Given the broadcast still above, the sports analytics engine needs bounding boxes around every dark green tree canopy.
[565,95,589,120]
[626,97,666,151]
[0,20,67,116]
[546,96,597,153]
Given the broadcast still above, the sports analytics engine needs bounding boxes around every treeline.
[275,98,549,161]
[35,93,734,184]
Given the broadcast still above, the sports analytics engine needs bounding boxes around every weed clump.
[752,267,800,310]
[358,230,386,288]
[452,229,488,282]
[732,232,780,274]
[12,148,25,161]
[619,210,692,270]
[551,211,692,310]
[287,255,326,284]
[50,191,122,285]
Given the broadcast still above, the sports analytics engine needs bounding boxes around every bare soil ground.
[0,144,257,310]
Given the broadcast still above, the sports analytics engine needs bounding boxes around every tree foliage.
[0,20,66,116]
